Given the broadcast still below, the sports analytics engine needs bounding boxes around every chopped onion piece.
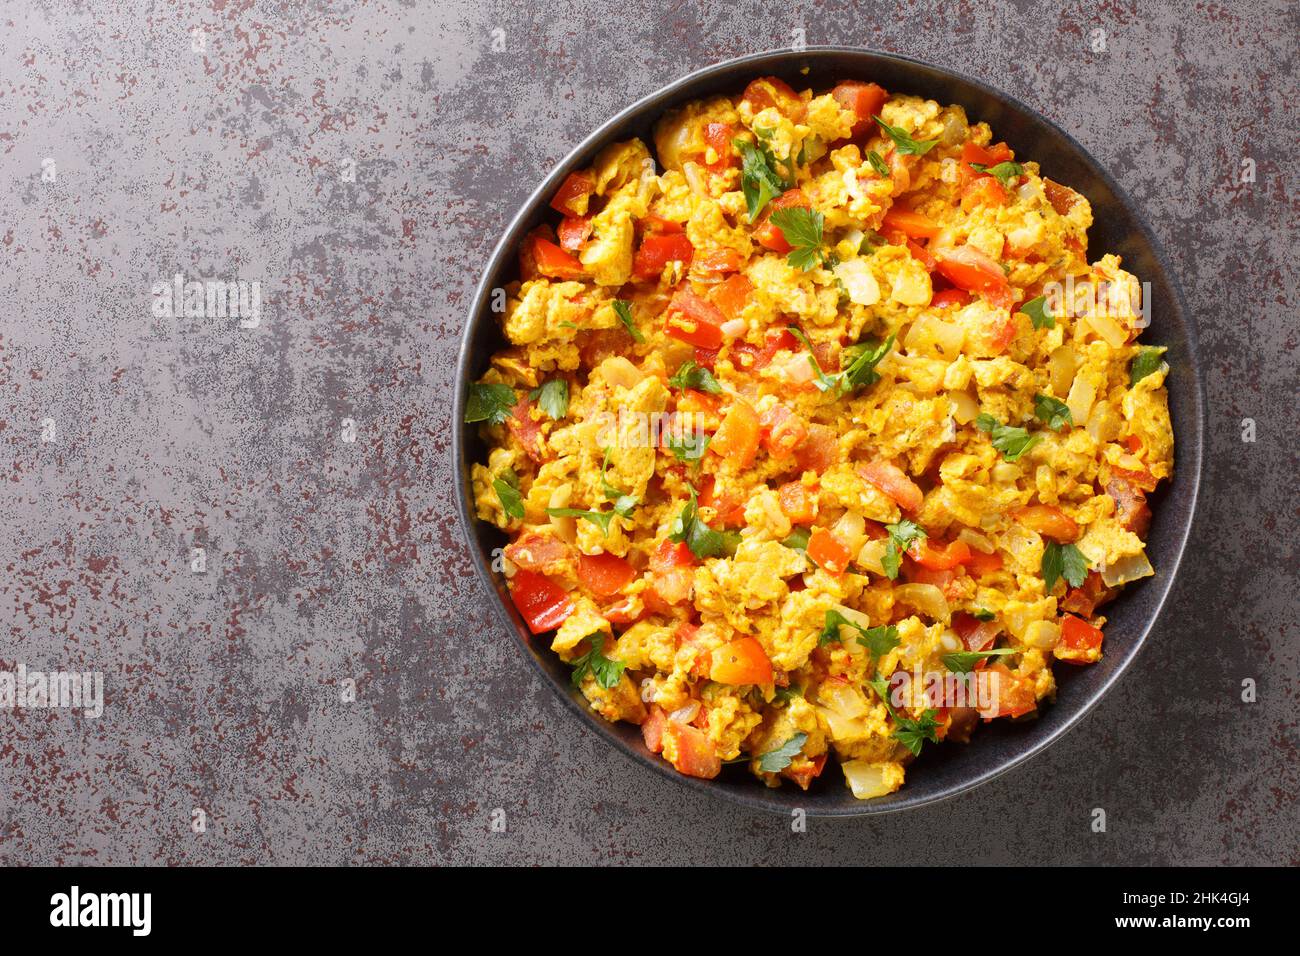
[895,583,950,622]
[669,701,700,724]
[841,759,901,799]
[1101,551,1154,587]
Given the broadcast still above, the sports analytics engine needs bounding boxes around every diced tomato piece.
[709,273,753,320]
[577,551,637,597]
[831,80,888,139]
[664,287,725,349]
[703,121,738,170]
[777,481,818,525]
[782,752,827,791]
[960,175,1008,211]
[509,569,574,634]
[1107,477,1152,537]
[640,215,685,235]
[907,538,973,570]
[732,327,799,374]
[504,533,571,572]
[960,141,1014,185]
[641,705,667,754]
[754,189,810,251]
[710,400,760,467]
[793,423,839,473]
[557,215,593,252]
[695,248,744,274]
[903,561,964,600]
[549,171,595,217]
[662,720,721,779]
[506,396,545,462]
[906,239,938,272]
[930,287,972,309]
[963,549,1004,576]
[1060,613,1104,659]
[532,236,585,280]
[739,75,805,121]
[857,460,924,512]
[935,244,1009,298]
[693,346,720,369]
[651,538,695,571]
[1061,571,1113,617]
[758,404,808,458]
[806,527,852,577]
[952,612,1001,652]
[1013,504,1080,543]
[633,233,694,280]
[882,205,940,239]
[989,309,1019,352]
[979,663,1037,719]
[710,636,774,685]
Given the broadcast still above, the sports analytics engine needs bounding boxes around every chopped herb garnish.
[971,160,1025,186]
[865,675,941,756]
[667,359,723,394]
[788,327,894,396]
[773,685,804,705]
[530,379,569,421]
[492,468,525,520]
[974,413,1044,463]
[1129,345,1167,387]
[770,206,826,271]
[972,608,996,621]
[598,448,638,517]
[465,382,517,426]
[666,430,711,462]
[612,299,645,344]
[1041,541,1089,592]
[669,486,739,559]
[757,732,808,773]
[570,632,625,689]
[942,648,1017,673]
[872,115,939,156]
[882,519,927,580]
[1033,393,1073,431]
[867,149,890,177]
[734,138,788,220]
[786,326,839,392]
[546,507,616,536]
[818,609,902,660]
[1020,294,1054,330]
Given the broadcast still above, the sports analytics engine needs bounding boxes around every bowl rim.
[452,46,1204,817]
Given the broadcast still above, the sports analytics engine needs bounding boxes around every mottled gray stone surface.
[0,0,1295,866]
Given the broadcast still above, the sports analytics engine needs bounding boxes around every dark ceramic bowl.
[453,48,1203,815]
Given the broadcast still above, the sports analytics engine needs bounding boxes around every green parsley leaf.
[839,333,896,391]
[734,138,787,220]
[970,160,1025,186]
[780,528,811,552]
[864,674,941,756]
[972,608,996,621]
[757,732,808,773]
[817,610,897,654]
[770,206,826,271]
[546,507,615,536]
[773,685,804,705]
[872,116,939,156]
[529,379,568,421]
[465,382,517,426]
[974,414,1043,463]
[1033,393,1073,431]
[667,359,722,394]
[867,149,890,177]
[570,632,625,690]
[1129,345,1168,387]
[1019,294,1054,330]
[669,487,738,559]
[612,299,645,344]
[882,519,927,580]
[666,430,711,462]
[942,648,1017,673]
[598,448,638,517]
[1041,541,1089,592]
[492,469,525,520]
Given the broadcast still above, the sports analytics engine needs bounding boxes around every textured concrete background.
[0,0,1295,866]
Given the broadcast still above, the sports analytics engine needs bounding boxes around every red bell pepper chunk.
[831,80,888,139]
[930,287,972,309]
[709,273,752,320]
[531,236,585,280]
[1060,613,1104,654]
[664,287,725,349]
[907,538,973,571]
[703,122,737,170]
[633,233,694,280]
[709,400,761,468]
[577,551,637,598]
[882,205,940,240]
[549,171,595,217]
[806,527,852,577]
[695,248,744,274]
[710,636,774,686]
[557,215,593,252]
[739,75,805,122]
[753,189,810,251]
[509,569,574,634]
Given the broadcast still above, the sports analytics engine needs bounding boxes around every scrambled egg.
[469,75,1174,799]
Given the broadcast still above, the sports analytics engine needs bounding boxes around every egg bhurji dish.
[467,75,1174,799]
